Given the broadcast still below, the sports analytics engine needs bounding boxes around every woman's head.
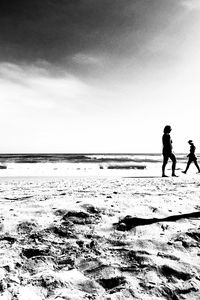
[164,125,171,134]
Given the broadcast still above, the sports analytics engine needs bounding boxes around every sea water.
[0,153,189,177]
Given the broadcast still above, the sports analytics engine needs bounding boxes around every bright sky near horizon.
[0,0,200,153]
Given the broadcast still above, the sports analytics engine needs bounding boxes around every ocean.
[0,153,189,177]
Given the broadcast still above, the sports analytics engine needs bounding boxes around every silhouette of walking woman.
[162,125,177,177]
[182,140,200,174]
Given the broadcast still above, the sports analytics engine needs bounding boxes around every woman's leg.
[170,153,177,176]
[162,155,169,177]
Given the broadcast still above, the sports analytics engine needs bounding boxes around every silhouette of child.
[162,125,177,177]
[182,140,200,174]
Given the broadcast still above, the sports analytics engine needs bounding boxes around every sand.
[0,175,199,299]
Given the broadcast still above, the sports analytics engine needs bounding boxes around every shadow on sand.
[115,211,200,231]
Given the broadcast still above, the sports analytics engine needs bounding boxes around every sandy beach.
[0,175,199,299]
[1,0,200,298]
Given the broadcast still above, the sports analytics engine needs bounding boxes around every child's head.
[188,140,193,145]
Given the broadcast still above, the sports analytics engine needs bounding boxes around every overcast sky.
[0,0,200,153]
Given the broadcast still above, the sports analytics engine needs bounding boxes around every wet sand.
[0,175,199,299]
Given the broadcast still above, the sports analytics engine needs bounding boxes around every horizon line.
[0,152,190,155]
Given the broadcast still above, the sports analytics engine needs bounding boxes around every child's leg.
[194,160,200,172]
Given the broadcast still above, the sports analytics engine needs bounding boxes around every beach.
[1,0,200,298]
[0,173,199,299]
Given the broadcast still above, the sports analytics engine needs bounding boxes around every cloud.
[181,0,200,10]
[0,62,91,113]
[0,0,183,79]
[0,0,138,63]
[72,53,103,66]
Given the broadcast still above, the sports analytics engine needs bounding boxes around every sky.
[0,0,200,153]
